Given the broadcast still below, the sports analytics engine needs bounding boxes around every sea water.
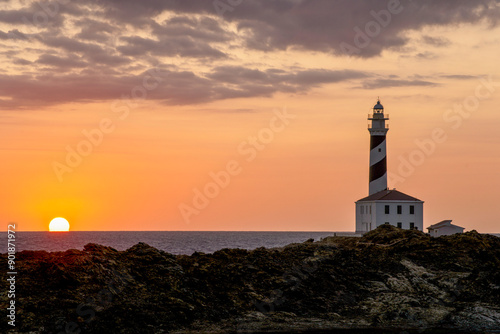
[0,231,354,254]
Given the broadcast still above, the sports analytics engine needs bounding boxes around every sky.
[1,0,499,232]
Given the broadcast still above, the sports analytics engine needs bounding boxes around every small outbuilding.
[427,220,465,237]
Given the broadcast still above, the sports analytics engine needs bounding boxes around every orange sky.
[1,1,499,232]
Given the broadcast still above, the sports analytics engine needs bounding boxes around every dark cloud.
[74,18,118,43]
[208,67,367,89]
[1,0,499,109]
[415,51,438,60]
[231,0,499,57]
[0,2,65,28]
[36,54,88,69]
[290,69,368,86]
[0,72,141,109]
[12,58,32,65]
[118,35,227,59]
[117,16,231,59]
[440,74,478,80]
[0,66,369,108]
[91,0,499,57]
[152,16,232,43]
[4,1,499,58]
[422,35,451,47]
[0,29,29,40]
[361,78,437,89]
[36,34,131,66]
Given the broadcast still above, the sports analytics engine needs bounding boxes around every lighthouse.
[368,99,389,195]
[355,99,424,234]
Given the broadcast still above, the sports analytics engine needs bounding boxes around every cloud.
[12,58,32,65]
[151,16,232,43]
[0,66,369,108]
[72,0,500,58]
[116,16,232,59]
[440,74,478,80]
[118,35,227,59]
[422,35,451,47]
[36,34,131,66]
[1,0,499,109]
[415,51,438,60]
[74,18,119,43]
[208,66,366,85]
[0,3,65,28]
[0,29,29,40]
[36,54,88,69]
[103,0,499,57]
[360,78,437,89]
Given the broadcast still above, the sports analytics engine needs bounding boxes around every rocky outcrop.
[1,225,499,333]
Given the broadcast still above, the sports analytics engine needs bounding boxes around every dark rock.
[84,243,118,254]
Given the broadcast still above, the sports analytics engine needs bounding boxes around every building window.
[397,222,402,228]
[410,222,415,229]
[385,205,390,214]
[369,206,372,214]
[378,148,381,152]
[410,205,415,214]
[397,205,402,214]
[361,206,364,214]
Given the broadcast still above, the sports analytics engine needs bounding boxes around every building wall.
[375,201,423,231]
[355,202,375,233]
[429,225,464,237]
[355,201,423,233]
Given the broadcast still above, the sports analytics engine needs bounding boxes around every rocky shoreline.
[1,225,499,333]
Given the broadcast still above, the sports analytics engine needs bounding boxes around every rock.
[83,243,118,254]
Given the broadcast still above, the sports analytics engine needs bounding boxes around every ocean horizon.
[3,230,499,255]
[0,230,356,254]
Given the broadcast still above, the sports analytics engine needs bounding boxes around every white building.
[427,220,465,237]
[355,189,424,233]
[355,100,424,234]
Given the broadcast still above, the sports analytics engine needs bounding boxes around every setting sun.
[49,217,70,232]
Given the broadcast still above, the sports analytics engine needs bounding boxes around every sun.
[49,217,70,232]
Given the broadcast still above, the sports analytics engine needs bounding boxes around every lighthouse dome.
[373,100,384,111]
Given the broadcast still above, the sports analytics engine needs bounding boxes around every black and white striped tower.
[368,99,389,195]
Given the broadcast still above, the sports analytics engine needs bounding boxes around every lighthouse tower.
[368,99,389,195]
[355,99,424,234]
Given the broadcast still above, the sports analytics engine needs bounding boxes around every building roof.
[357,189,422,202]
[427,220,465,230]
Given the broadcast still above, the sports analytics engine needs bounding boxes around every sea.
[0,231,358,254]
[3,231,499,255]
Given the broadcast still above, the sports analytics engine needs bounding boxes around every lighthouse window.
[385,205,390,214]
[410,205,415,214]
[378,148,381,152]
[397,205,402,214]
